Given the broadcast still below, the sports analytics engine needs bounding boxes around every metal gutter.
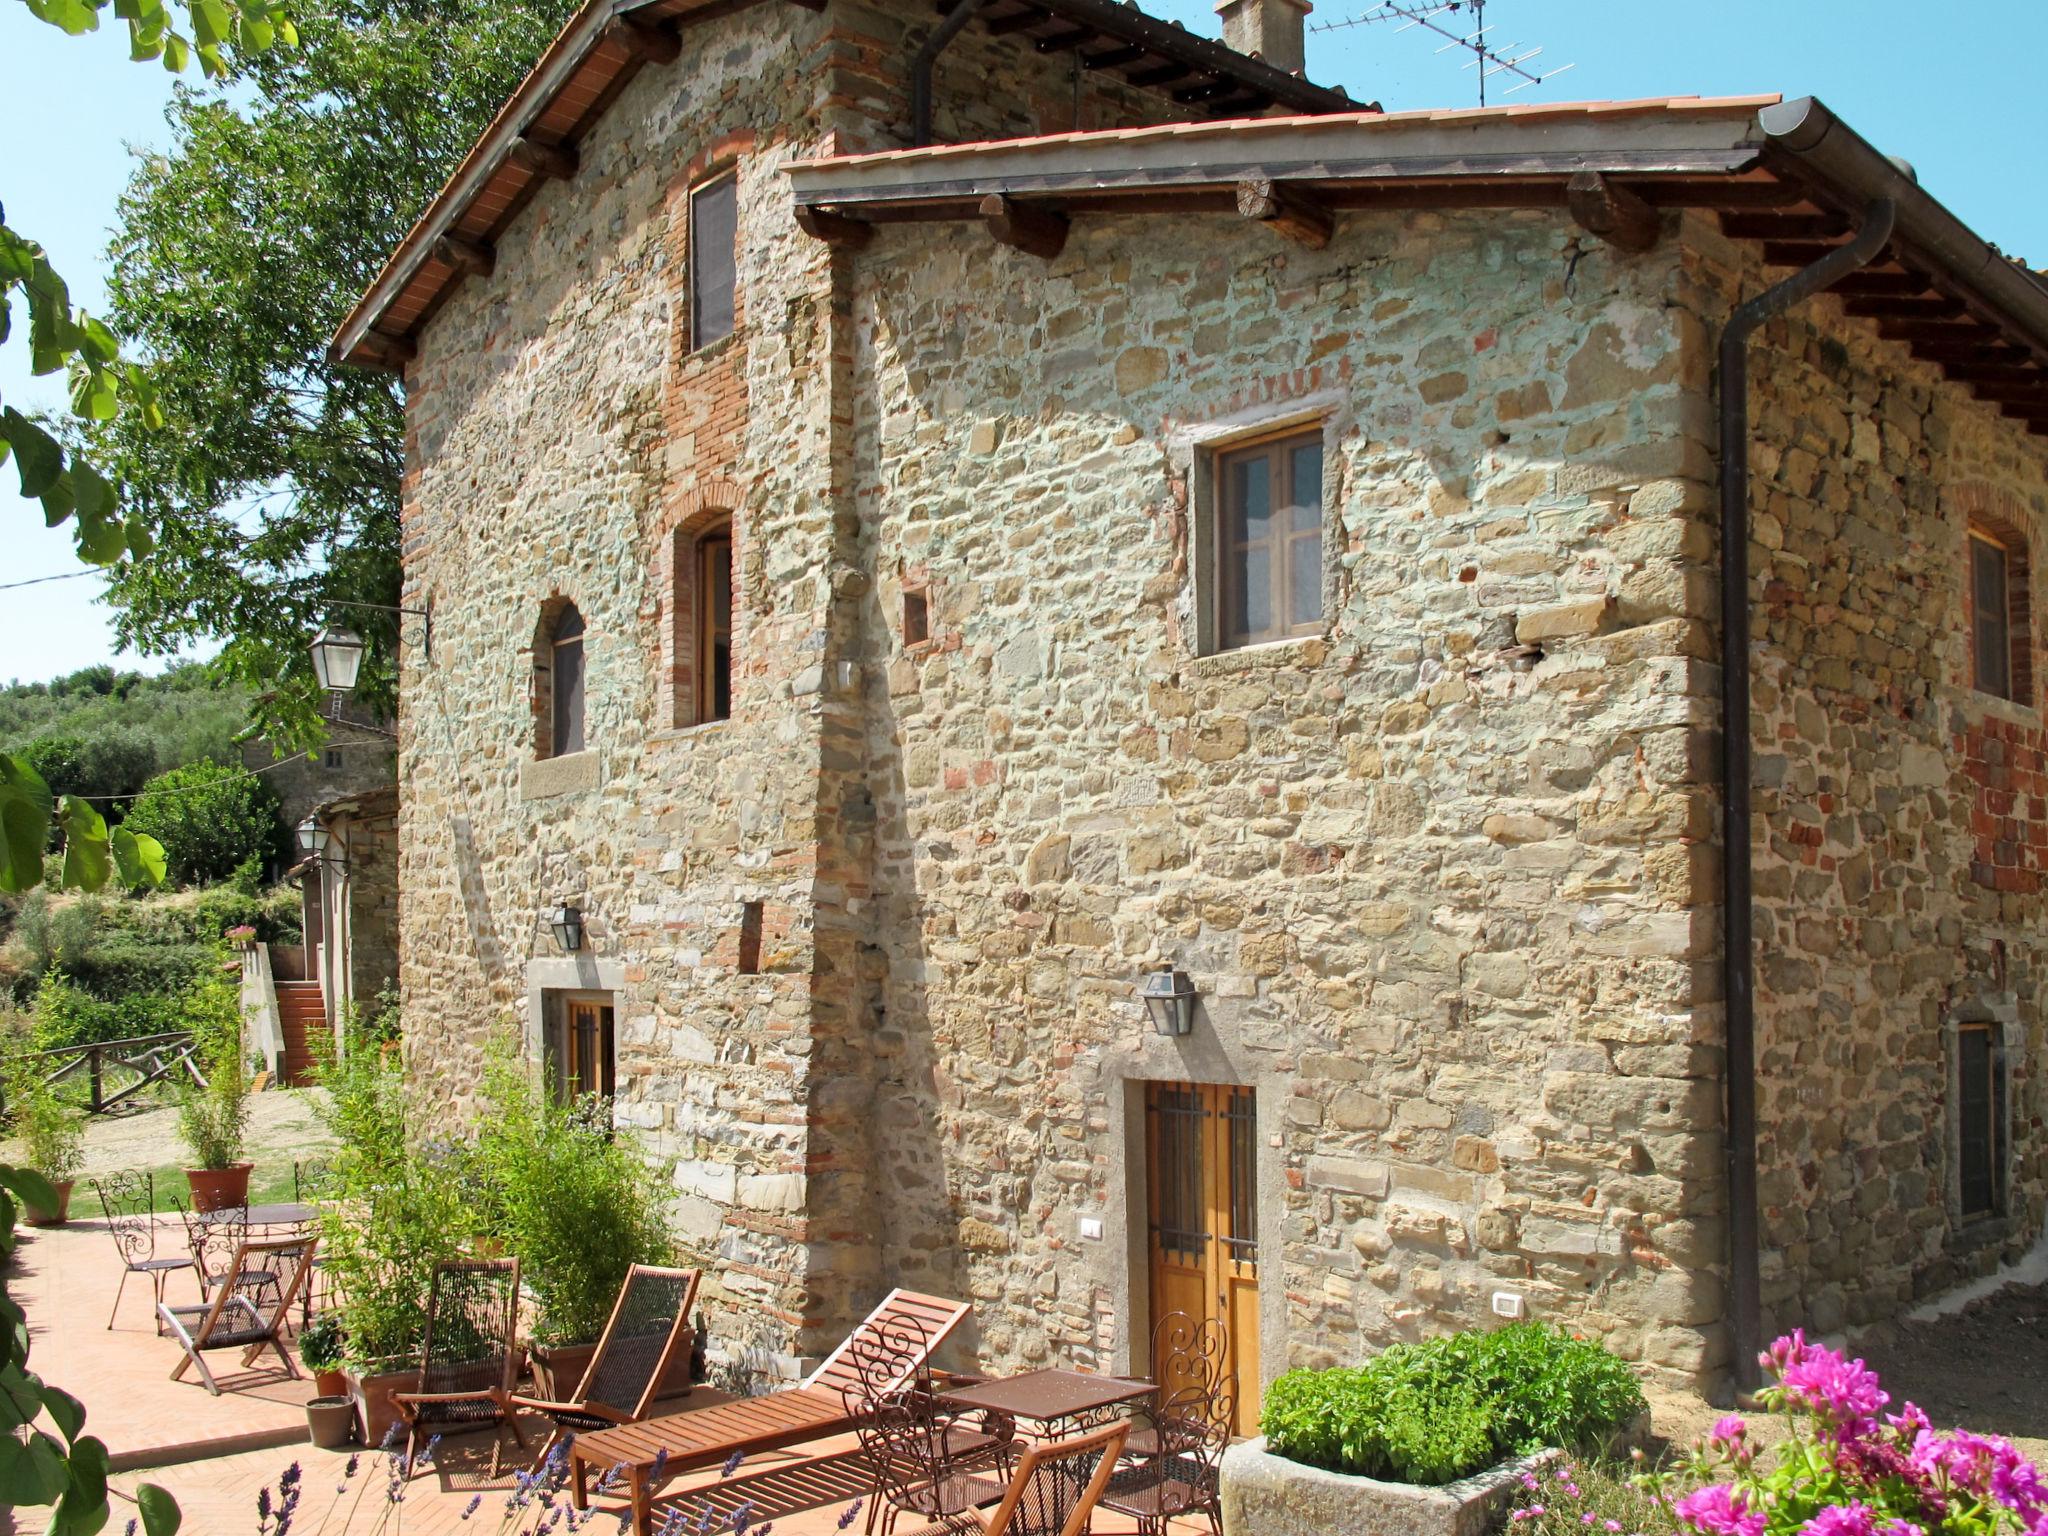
[1716,195,1896,1395]
[912,0,997,146]
[1758,97,2048,363]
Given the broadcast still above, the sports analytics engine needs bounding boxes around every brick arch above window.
[1951,482,2036,708]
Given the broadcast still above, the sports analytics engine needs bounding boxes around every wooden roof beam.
[1080,43,1146,68]
[356,331,417,372]
[606,15,681,64]
[510,134,578,182]
[1877,319,2004,347]
[1969,382,2048,405]
[979,193,1067,260]
[1201,92,1271,117]
[1841,295,1965,322]
[1567,171,1660,254]
[1172,77,1234,104]
[1126,59,1194,86]
[984,7,1050,35]
[1237,178,1332,250]
[1034,24,1096,50]
[1719,211,1848,241]
[432,235,496,279]
[795,206,874,250]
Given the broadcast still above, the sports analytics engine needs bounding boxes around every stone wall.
[1677,216,2048,1340]
[243,715,395,858]
[393,0,1194,1380]
[843,206,1727,1389]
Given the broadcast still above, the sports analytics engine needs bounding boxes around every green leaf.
[58,796,113,892]
[38,1384,85,1445]
[0,1361,40,1431]
[23,0,100,37]
[190,0,229,45]
[111,827,167,888]
[126,517,155,557]
[0,754,55,894]
[70,362,119,423]
[51,1435,110,1536]
[0,1429,71,1507]
[137,1482,182,1536]
[3,408,64,498]
[0,1166,58,1218]
[161,30,189,71]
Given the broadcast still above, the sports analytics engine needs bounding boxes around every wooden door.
[563,998,615,1102]
[1145,1081,1261,1435]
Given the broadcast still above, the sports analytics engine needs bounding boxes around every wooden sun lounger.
[569,1288,972,1536]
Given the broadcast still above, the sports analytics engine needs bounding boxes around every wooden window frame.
[695,524,733,725]
[687,168,739,354]
[548,991,616,1114]
[1212,426,1325,652]
[1968,526,2029,705]
[1956,1021,2007,1221]
[550,604,586,758]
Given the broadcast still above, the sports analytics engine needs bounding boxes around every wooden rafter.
[795,206,874,249]
[510,134,579,181]
[1567,170,1660,253]
[1237,178,1332,249]
[979,193,1068,259]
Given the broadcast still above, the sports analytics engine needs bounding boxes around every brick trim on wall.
[1953,482,2037,711]
[650,479,745,730]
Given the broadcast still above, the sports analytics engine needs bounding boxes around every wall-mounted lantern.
[1140,967,1198,1037]
[549,902,586,954]
[309,626,367,695]
[296,816,344,866]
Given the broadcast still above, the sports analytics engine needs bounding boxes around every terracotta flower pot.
[347,1366,418,1452]
[186,1163,253,1212]
[313,1368,348,1398]
[22,1179,74,1228]
[307,1395,357,1451]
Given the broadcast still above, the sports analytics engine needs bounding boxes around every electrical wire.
[0,569,103,592]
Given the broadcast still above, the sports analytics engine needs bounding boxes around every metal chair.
[91,1170,196,1333]
[1100,1367,1233,1536]
[392,1257,527,1478]
[172,1199,283,1312]
[985,1421,1130,1536]
[844,1316,1012,1536]
[159,1234,320,1396]
[511,1263,701,1468]
[1123,1311,1229,1458]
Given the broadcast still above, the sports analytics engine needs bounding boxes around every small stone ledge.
[519,749,601,801]
[1190,635,1328,677]
[1220,1439,1550,1536]
[647,720,731,748]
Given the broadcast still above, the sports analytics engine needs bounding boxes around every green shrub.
[471,1052,673,1345]
[61,935,212,1003]
[174,969,249,1171]
[21,730,159,824]
[1261,1324,1647,1486]
[1,1050,86,1184]
[121,761,283,887]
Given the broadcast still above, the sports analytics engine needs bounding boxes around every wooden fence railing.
[0,1031,205,1118]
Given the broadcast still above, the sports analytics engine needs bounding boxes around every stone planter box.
[1221,1439,1552,1536]
[347,1366,418,1451]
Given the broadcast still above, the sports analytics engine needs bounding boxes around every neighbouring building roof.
[329,0,1356,368]
[781,94,2048,439]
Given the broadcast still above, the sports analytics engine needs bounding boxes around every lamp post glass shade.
[309,626,366,693]
[1141,968,1198,1036]
[296,817,332,857]
[550,903,585,953]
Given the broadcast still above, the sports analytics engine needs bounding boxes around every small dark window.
[1972,533,2014,700]
[690,172,738,350]
[737,901,763,975]
[552,604,586,756]
[903,589,930,647]
[1958,1023,2006,1219]
[1216,430,1324,651]
[551,996,615,1109]
[697,532,732,723]
[323,748,343,769]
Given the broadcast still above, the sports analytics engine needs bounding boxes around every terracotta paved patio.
[17,1220,1196,1536]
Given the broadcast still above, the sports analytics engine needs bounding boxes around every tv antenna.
[1309,1,1575,107]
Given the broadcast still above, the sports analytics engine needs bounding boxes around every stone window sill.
[1190,633,1329,677]
[648,719,731,746]
[520,749,601,801]
[1959,686,2040,727]
[1951,1213,2011,1253]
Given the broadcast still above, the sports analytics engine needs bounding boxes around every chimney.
[1215,0,1311,75]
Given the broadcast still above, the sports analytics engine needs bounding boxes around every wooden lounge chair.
[569,1288,972,1535]
[158,1234,319,1396]
[510,1263,702,1466]
[982,1421,1130,1536]
[392,1257,528,1478]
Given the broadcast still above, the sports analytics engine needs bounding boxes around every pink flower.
[1777,1342,1889,1432]
[1990,1441,2048,1516]
[1582,1515,1596,1526]
[1711,1417,1748,1446]
[1801,1503,1878,1536]
[1674,1485,1765,1536]
[1523,1475,1542,1492]
[1886,1403,1932,1438]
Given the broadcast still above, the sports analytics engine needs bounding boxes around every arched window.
[696,526,732,723]
[537,602,586,758]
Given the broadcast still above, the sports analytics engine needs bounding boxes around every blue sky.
[3,0,2046,687]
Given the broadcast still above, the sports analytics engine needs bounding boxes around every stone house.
[332,0,2048,1403]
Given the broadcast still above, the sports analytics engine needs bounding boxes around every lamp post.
[296,816,342,864]
[549,902,586,954]
[1140,968,1198,1037]
[309,626,366,695]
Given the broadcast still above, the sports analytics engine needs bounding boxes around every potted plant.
[178,970,252,1210]
[473,1058,677,1398]
[1222,1324,1648,1536]
[300,1311,349,1398]
[305,1393,357,1451]
[3,1059,85,1226]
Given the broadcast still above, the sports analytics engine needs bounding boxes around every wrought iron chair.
[91,1170,196,1332]
[984,1420,1130,1536]
[510,1263,701,1468]
[172,1199,283,1311]
[158,1234,319,1396]
[1099,1374,1233,1536]
[292,1157,334,1203]
[391,1257,527,1478]
[843,1315,1012,1536]
[1123,1311,1229,1458]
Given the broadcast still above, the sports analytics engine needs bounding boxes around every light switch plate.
[1078,1216,1104,1241]
[1491,1291,1526,1320]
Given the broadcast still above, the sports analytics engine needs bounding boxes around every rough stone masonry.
[379,0,2045,1399]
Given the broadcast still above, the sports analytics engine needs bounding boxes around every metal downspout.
[1719,196,1896,1393]
[911,0,994,147]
